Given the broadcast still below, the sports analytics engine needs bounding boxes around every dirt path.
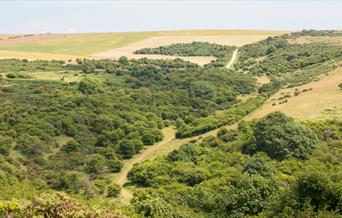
[226,49,239,69]
[114,127,176,186]
[116,123,238,204]
[114,48,245,188]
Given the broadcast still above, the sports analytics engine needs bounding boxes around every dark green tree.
[247,111,319,160]
[106,184,121,197]
[84,154,106,174]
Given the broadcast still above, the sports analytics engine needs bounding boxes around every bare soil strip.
[226,49,239,69]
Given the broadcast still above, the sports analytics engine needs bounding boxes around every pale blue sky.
[0,1,341,33]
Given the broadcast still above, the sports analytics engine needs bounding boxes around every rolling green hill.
[1,29,342,218]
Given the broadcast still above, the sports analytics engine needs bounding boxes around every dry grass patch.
[288,36,342,45]
[256,75,271,85]
[0,34,68,46]
[247,68,342,120]
[0,50,81,62]
[96,53,216,66]
[28,71,83,82]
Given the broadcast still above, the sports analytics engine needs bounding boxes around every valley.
[0,29,341,217]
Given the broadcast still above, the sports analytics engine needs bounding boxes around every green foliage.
[118,139,144,159]
[135,41,237,69]
[132,191,190,218]
[0,30,341,216]
[128,116,342,217]
[107,184,121,197]
[55,173,86,194]
[0,136,12,156]
[176,96,266,138]
[296,171,342,211]
[0,193,121,218]
[271,169,342,217]
[0,57,253,201]
[245,111,319,160]
[118,56,129,66]
[60,139,81,153]
[258,80,281,95]
[142,129,163,145]
[129,126,280,217]
[85,154,106,174]
[135,41,235,58]
[236,31,342,86]
[128,160,172,187]
[78,78,104,95]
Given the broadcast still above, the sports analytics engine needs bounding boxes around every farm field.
[0,50,82,61]
[0,33,68,46]
[0,30,285,63]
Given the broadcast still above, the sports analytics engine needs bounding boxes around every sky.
[0,1,341,33]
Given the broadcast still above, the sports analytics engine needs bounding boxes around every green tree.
[60,140,80,153]
[117,139,143,159]
[187,81,215,100]
[247,111,319,160]
[0,136,12,156]
[16,134,44,157]
[118,56,129,65]
[142,131,156,145]
[78,78,104,95]
[84,154,106,174]
[106,184,121,197]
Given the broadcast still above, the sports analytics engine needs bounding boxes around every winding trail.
[116,48,241,203]
[226,49,239,69]
[114,127,176,186]
[116,123,238,204]
[115,49,240,187]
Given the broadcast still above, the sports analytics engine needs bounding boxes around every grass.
[27,71,84,82]
[320,107,342,120]
[247,67,342,120]
[288,36,342,45]
[0,32,156,56]
[0,50,82,61]
[0,30,286,56]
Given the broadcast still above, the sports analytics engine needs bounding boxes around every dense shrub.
[107,184,122,197]
[135,41,235,58]
[78,78,104,95]
[245,111,319,160]
[0,193,121,218]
